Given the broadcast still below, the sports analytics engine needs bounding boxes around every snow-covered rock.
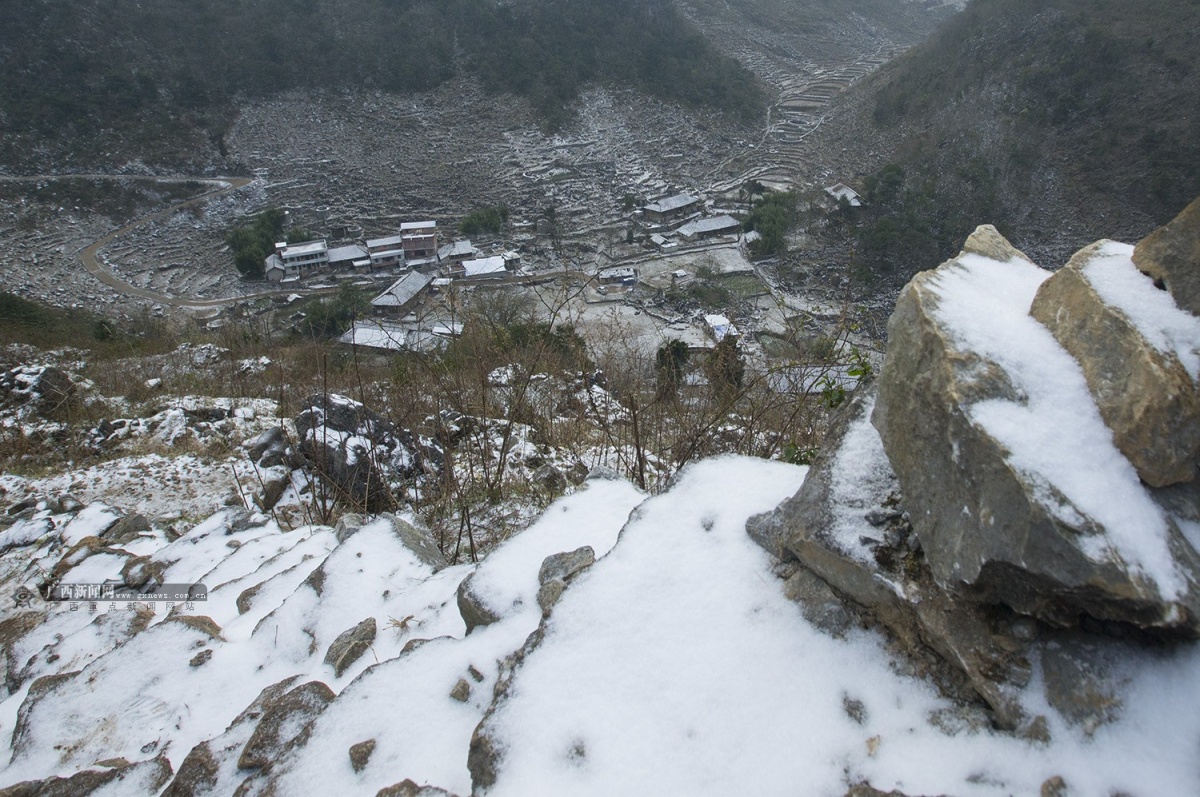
[873,225,1200,635]
[1031,239,1200,487]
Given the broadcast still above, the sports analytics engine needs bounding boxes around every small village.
[258,183,867,396]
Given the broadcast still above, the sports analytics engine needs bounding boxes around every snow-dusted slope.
[3,456,1200,795]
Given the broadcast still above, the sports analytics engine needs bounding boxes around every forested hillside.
[0,0,765,171]
[816,0,1200,287]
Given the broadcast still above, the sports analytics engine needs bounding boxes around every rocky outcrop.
[872,225,1200,635]
[751,217,1200,735]
[294,393,443,513]
[1133,195,1200,316]
[749,386,1036,730]
[1031,239,1200,486]
[323,618,377,677]
[238,681,335,770]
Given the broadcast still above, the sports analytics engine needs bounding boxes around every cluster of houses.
[637,193,744,252]
[264,219,521,288]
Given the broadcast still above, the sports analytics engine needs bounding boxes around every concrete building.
[264,239,329,281]
[401,221,438,261]
[366,234,406,270]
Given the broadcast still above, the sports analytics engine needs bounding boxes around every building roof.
[704,313,739,342]
[438,240,477,261]
[339,320,410,351]
[264,253,285,273]
[371,271,434,308]
[400,221,437,232]
[366,234,405,250]
[327,244,367,263]
[598,266,637,281]
[281,240,328,257]
[462,256,507,277]
[678,215,741,238]
[825,183,863,206]
[645,193,701,214]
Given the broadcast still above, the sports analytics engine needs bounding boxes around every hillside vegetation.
[0,0,765,171]
[822,0,1200,287]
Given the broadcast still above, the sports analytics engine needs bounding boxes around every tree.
[226,208,285,279]
[655,338,690,399]
[704,336,744,399]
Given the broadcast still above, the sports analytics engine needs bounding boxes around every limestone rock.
[247,427,288,466]
[536,579,566,615]
[0,365,73,415]
[323,617,377,677]
[1031,240,1200,486]
[959,223,1032,264]
[103,513,152,544]
[0,754,172,797]
[873,235,1200,635]
[375,780,460,797]
[1133,195,1200,316]
[161,742,220,797]
[749,386,1031,729]
[238,680,335,770]
[349,739,376,773]
[380,513,448,570]
[457,572,501,633]
[538,546,595,584]
[449,678,472,703]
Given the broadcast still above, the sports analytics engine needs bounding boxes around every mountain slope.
[0,0,765,172]
[810,0,1200,284]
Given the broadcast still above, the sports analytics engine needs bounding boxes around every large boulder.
[872,225,1200,635]
[294,394,443,513]
[748,385,1034,730]
[1132,195,1200,316]
[1031,239,1200,486]
[750,382,1144,734]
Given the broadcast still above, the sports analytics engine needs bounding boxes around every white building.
[264,239,329,281]
[461,255,508,280]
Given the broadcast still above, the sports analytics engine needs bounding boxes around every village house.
[371,270,435,315]
[460,255,508,281]
[642,193,702,224]
[401,221,438,267]
[597,266,638,285]
[437,239,479,277]
[366,234,406,270]
[263,239,329,282]
[326,243,368,271]
[677,215,742,242]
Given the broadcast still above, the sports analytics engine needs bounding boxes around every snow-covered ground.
[1,454,1198,795]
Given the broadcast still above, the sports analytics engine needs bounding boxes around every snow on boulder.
[873,225,1200,635]
[294,393,443,513]
[1031,238,1200,487]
